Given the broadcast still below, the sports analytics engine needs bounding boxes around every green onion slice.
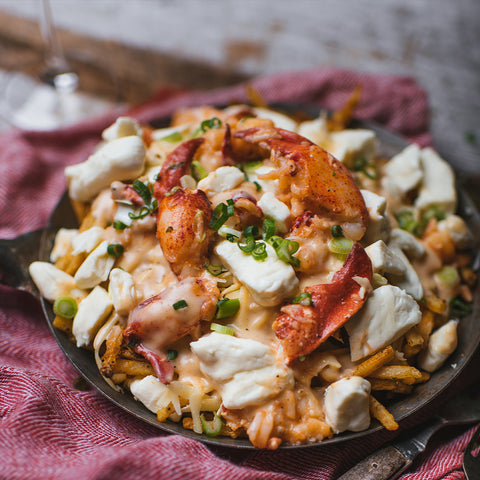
[128,206,151,220]
[243,225,259,239]
[328,237,354,255]
[449,297,472,318]
[292,292,312,306]
[173,300,188,310]
[252,242,267,261]
[191,160,208,181]
[200,413,223,437]
[53,296,78,320]
[205,263,225,276]
[210,323,235,335]
[132,179,152,206]
[215,298,240,319]
[273,238,300,267]
[112,220,127,230]
[160,131,183,143]
[164,186,181,197]
[436,266,460,287]
[167,349,178,361]
[238,236,256,253]
[244,160,263,172]
[201,117,222,132]
[107,243,124,257]
[253,181,262,192]
[210,199,235,231]
[262,218,276,241]
[331,225,343,238]
[352,157,378,179]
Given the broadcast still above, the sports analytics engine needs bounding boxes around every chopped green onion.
[328,237,354,255]
[449,297,472,318]
[167,349,178,361]
[331,225,343,238]
[396,210,421,236]
[372,273,388,288]
[244,160,263,172]
[238,236,256,253]
[210,200,235,231]
[113,220,127,230]
[205,263,225,276]
[215,298,240,319]
[191,160,208,181]
[436,266,460,287]
[292,292,312,306]
[160,131,183,143]
[132,179,152,206]
[422,205,446,224]
[164,186,181,197]
[173,300,188,310]
[253,181,262,191]
[236,163,249,182]
[243,225,259,238]
[200,413,223,437]
[262,218,276,241]
[107,243,124,257]
[352,157,378,180]
[252,242,267,261]
[128,205,151,220]
[272,237,300,267]
[53,296,78,320]
[201,117,222,132]
[298,355,306,362]
[210,322,235,335]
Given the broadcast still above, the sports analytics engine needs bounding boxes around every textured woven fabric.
[0,67,477,480]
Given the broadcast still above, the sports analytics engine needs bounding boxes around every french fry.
[78,211,97,232]
[369,378,413,394]
[417,310,435,343]
[100,325,123,378]
[113,359,155,377]
[424,294,447,314]
[52,315,73,335]
[54,248,86,276]
[327,84,362,132]
[352,345,395,378]
[369,395,399,431]
[70,199,90,225]
[368,365,423,385]
[157,404,175,422]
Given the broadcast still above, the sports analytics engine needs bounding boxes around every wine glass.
[0,0,120,131]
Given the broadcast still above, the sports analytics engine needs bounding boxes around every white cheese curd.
[49,228,78,263]
[414,148,457,214]
[361,190,390,244]
[102,117,142,142]
[257,191,291,233]
[346,285,422,361]
[28,261,85,302]
[108,268,136,316]
[388,247,423,300]
[74,240,116,289]
[214,240,299,307]
[72,285,113,348]
[329,129,377,164]
[382,144,424,198]
[437,214,474,250]
[252,107,298,132]
[197,166,245,196]
[65,135,146,202]
[324,376,371,433]
[130,375,181,416]
[365,240,406,277]
[113,203,135,227]
[388,228,425,259]
[191,333,294,409]
[71,226,105,255]
[247,165,279,194]
[296,116,330,147]
[417,320,459,372]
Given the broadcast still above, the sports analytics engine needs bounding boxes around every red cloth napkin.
[0,67,477,480]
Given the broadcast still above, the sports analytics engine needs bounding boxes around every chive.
[53,296,78,320]
[244,160,263,172]
[238,236,256,253]
[331,225,343,238]
[200,413,223,437]
[173,300,188,310]
[201,117,222,132]
[251,242,267,261]
[167,349,178,361]
[128,205,151,220]
[436,266,460,287]
[160,131,183,143]
[243,225,259,238]
[352,157,378,179]
[298,355,306,362]
[292,292,312,306]
[210,323,235,335]
[205,263,225,276]
[372,272,388,288]
[236,163,249,182]
[215,298,240,319]
[253,181,262,191]
[396,210,421,236]
[113,220,127,230]
[164,186,181,197]
[107,243,124,257]
[191,160,208,181]
[132,179,152,206]
[449,297,472,318]
[422,205,446,224]
[226,234,237,242]
[262,218,276,241]
[209,200,235,231]
[328,237,354,255]
[273,238,300,267]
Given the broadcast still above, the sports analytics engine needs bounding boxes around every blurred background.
[0,0,478,177]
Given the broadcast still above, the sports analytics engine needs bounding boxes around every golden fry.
[369,378,413,394]
[78,211,97,232]
[352,345,395,378]
[417,310,435,343]
[369,395,399,431]
[327,85,362,132]
[113,359,155,377]
[52,315,73,335]
[424,294,447,314]
[368,365,423,385]
[54,249,86,276]
[157,404,175,422]
[100,325,123,378]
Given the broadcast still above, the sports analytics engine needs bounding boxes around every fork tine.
[463,425,480,480]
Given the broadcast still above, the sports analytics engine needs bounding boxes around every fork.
[463,425,480,480]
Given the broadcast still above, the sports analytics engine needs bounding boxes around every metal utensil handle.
[0,229,44,296]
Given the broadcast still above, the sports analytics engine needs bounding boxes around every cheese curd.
[31,106,474,449]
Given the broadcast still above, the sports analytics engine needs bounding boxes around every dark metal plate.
[36,105,480,449]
